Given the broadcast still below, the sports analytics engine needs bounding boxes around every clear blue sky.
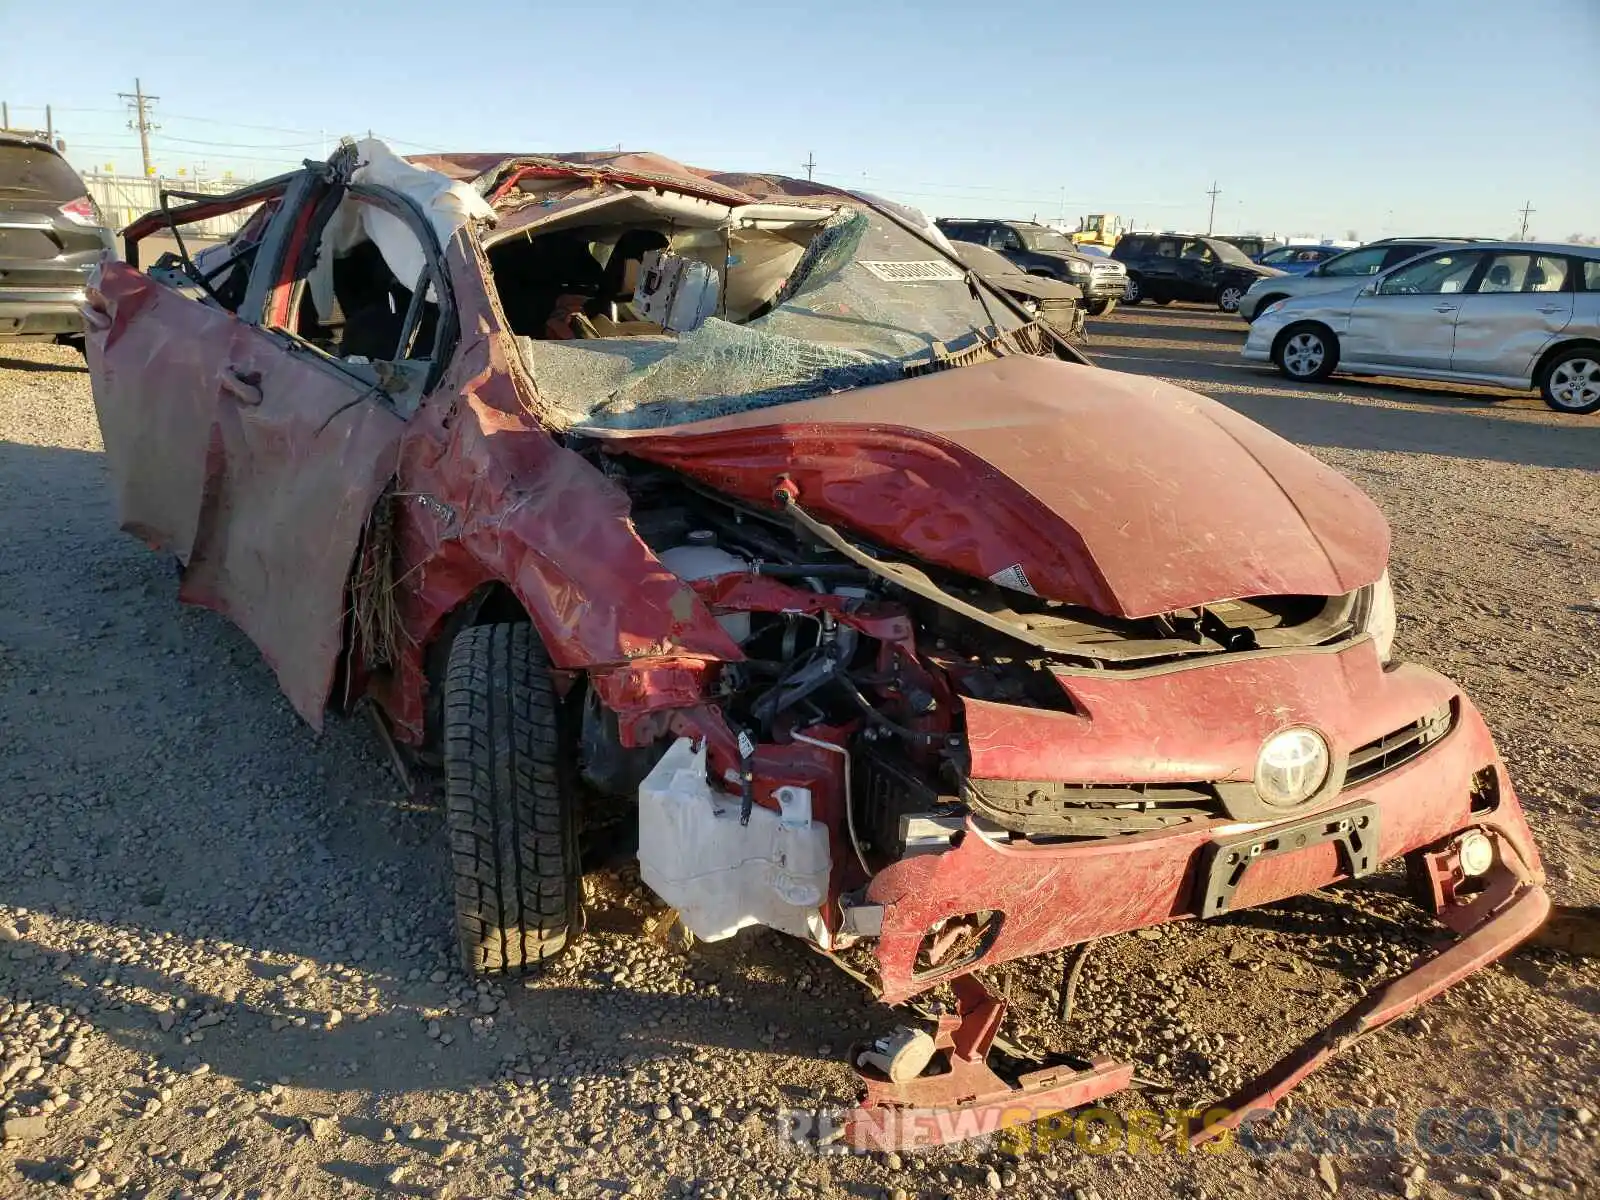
[3,0,1596,241]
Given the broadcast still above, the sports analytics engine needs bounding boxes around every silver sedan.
[1242,242,1600,414]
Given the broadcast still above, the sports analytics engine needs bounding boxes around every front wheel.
[1217,284,1246,313]
[1273,323,1340,382]
[1123,276,1143,305]
[1540,348,1600,414]
[443,623,581,975]
[1086,298,1117,317]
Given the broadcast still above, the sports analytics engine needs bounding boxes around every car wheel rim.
[1126,279,1140,301]
[1549,358,1600,409]
[1283,332,1325,377]
[1220,287,1243,311]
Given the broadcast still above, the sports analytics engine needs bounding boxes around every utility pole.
[1205,181,1222,235]
[45,105,53,142]
[118,78,159,177]
[803,152,816,181]
[1517,201,1536,240]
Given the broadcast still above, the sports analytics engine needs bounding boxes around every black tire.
[1538,346,1600,415]
[1217,283,1246,313]
[1272,322,1340,382]
[1152,295,1174,306]
[1122,276,1143,306]
[443,623,580,974]
[1086,299,1117,317]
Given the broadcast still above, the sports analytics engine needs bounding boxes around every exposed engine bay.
[574,454,1378,956]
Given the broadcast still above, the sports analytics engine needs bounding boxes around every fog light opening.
[1468,765,1501,816]
[912,910,1003,978]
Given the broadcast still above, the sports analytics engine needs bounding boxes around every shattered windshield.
[499,203,1036,430]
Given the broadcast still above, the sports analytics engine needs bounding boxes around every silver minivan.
[1242,242,1600,414]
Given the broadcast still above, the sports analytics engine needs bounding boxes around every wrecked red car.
[83,140,1547,1149]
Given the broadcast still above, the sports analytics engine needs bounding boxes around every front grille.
[964,777,1223,837]
[1344,700,1456,788]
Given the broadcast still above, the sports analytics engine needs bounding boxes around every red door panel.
[86,261,238,562]
[179,327,405,728]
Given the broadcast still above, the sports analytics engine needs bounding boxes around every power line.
[116,79,158,177]
[155,133,323,150]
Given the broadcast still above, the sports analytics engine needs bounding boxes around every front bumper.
[849,672,1545,1149]
[1083,275,1128,300]
[1238,290,1275,322]
[0,289,87,338]
[1241,318,1278,363]
[864,672,1541,1005]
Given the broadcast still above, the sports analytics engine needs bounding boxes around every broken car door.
[84,178,290,563]
[177,175,455,727]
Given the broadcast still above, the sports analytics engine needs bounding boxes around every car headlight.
[1262,300,1287,318]
[1364,570,1396,662]
[1066,259,1090,275]
[1255,727,1331,809]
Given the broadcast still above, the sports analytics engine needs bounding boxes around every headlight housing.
[1262,300,1287,318]
[1364,571,1396,662]
[1255,727,1331,809]
[1066,259,1090,275]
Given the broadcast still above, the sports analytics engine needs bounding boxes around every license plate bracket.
[1197,801,1379,919]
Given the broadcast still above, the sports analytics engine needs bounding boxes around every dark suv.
[0,131,113,347]
[1112,232,1283,313]
[936,218,1129,315]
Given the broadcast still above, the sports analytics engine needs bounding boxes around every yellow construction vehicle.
[1071,214,1124,249]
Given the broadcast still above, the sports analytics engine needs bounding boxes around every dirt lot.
[1,308,1597,1200]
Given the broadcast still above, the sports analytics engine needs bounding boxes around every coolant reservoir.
[637,738,832,943]
[660,537,749,642]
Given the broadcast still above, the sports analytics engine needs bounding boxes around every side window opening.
[1324,245,1391,276]
[1477,254,1530,294]
[1527,256,1569,293]
[270,187,451,410]
[131,183,289,315]
[1377,252,1482,297]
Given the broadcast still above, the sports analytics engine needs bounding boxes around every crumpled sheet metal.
[88,259,405,728]
[90,231,742,740]
[597,355,1390,619]
[368,239,744,742]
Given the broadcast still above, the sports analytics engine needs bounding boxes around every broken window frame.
[120,173,297,315]
[249,174,461,404]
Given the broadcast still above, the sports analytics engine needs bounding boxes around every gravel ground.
[1,318,1596,1200]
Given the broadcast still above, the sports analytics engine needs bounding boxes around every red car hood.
[590,357,1388,618]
